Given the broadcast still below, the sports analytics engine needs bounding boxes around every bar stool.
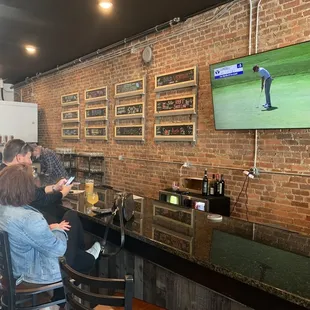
[59,257,134,309]
[0,230,65,310]
[60,257,166,310]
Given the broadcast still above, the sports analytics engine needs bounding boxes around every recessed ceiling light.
[99,1,113,9]
[25,45,37,55]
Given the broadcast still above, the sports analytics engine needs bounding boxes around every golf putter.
[256,90,263,108]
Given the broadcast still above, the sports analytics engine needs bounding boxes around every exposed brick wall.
[17,0,310,234]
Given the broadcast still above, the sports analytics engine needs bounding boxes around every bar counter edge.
[46,204,309,310]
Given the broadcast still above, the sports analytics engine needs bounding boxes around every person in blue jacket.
[0,164,101,308]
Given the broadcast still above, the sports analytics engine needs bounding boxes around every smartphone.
[65,176,75,186]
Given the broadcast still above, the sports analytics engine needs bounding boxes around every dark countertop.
[45,188,310,310]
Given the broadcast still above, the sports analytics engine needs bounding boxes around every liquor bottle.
[215,174,220,196]
[202,169,208,196]
[209,174,216,196]
[219,174,225,196]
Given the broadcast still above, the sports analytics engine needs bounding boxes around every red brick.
[291,201,309,208]
[283,0,300,10]
[303,9,310,16]
[292,189,310,196]
[282,183,299,189]
[297,208,310,215]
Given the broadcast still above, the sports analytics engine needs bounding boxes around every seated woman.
[0,164,101,287]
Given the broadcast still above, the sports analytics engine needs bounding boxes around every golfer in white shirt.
[253,65,273,109]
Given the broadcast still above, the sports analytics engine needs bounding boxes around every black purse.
[100,192,135,257]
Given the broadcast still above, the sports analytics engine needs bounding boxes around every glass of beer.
[87,192,99,207]
[85,179,94,195]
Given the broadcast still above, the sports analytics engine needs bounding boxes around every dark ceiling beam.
[13,17,181,89]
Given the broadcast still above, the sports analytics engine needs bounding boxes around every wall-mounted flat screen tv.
[210,41,310,130]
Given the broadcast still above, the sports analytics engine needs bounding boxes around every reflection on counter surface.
[61,187,310,308]
[211,230,310,300]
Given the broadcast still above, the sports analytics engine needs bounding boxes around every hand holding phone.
[65,176,75,186]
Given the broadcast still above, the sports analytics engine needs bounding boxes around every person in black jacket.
[0,139,71,208]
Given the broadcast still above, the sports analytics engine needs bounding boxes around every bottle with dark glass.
[202,169,208,196]
[209,174,216,196]
[215,174,220,196]
[218,174,225,196]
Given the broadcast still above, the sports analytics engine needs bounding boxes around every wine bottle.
[215,174,220,196]
[202,169,208,196]
[209,174,216,196]
[219,174,225,196]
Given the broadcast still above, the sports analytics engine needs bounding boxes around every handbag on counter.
[97,192,135,257]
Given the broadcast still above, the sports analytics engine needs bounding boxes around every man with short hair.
[0,139,33,168]
[253,65,273,109]
[0,139,71,209]
[31,144,69,184]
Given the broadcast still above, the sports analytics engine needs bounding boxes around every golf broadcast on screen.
[210,41,310,130]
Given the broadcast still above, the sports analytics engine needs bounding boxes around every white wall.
[0,101,38,142]
[2,83,14,101]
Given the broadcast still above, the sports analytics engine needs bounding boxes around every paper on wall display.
[214,63,244,80]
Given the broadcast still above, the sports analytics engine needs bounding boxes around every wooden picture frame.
[154,122,196,142]
[115,102,144,119]
[154,94,196,116]
[85,126,108,140]
[61,110,80,123]
[114,125,144,141]
[61,93,79,106]
[154,66,198,92]
[62,127,80,140]
[85,106,108,121]
[114,77,145,98]
[85,86,108,101]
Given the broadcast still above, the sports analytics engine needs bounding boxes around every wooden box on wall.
[180,177,202,194]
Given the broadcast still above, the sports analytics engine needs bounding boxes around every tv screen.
[210,41,310,130]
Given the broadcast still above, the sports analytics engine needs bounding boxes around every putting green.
[212,74,310,129]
